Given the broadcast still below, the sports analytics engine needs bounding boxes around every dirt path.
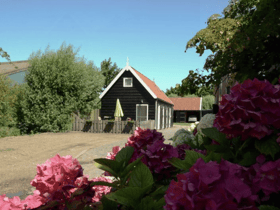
[0,125,190,201]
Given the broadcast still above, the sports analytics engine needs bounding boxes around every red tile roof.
[131,67,174,105]
[169,97,201,110]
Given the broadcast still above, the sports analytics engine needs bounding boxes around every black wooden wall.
[100,71,156,121]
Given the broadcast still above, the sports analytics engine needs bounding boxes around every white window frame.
[136,104,148,121]
[123,78,133,87]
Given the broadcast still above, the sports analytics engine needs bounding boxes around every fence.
[73,109,100,121]
[71,112,155,134]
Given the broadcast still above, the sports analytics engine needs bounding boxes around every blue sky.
[1,0,231,93]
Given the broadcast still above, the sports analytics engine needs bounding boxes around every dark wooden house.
[168,97,202,122]
[99,62,174,130]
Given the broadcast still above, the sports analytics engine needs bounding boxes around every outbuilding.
[99,59,174,130]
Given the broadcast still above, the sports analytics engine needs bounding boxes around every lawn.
[173,122,197,126]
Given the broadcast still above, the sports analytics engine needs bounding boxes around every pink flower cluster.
[213,78,280,141]
[164,155,280,210]
[125,128,180,180]
[0,154,113,210]
[102,128,180,181]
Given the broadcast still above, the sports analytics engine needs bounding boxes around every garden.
[1,77,280,210]
[1,0,280,208]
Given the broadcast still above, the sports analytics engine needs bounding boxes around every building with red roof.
[99,58,174,130]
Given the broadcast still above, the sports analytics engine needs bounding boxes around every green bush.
[202,95,215,110]
[0,126,22,138]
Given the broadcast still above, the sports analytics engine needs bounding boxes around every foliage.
[185,0,280,96]
[180,69,215,96]
[0,74,28,130]
[172,128,190,142]
[8,42,105,135]
[0,47,11,62]
[165,68,215,98]
[99,57,122,93]
[165,84,182,97]
[202,94,215,110]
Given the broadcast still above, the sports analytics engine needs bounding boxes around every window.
[123,78,133,87]
[136,104,148,121]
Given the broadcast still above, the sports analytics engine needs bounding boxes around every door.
[136,104,148,121]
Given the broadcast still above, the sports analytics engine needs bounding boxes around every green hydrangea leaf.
[129,161,154,188]
[258,205,280,210]
[238,149,259,167]
[201,127,230,146]
[255,135,280,160]
[115,146,135,166]
[204,151,223,163]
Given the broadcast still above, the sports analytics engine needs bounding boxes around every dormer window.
[123,78,133,87]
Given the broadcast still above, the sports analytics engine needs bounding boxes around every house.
[168,97,203,123]
[213,73,237,105]
[98,59,174,130]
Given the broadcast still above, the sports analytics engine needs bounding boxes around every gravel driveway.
[3,125,190,201]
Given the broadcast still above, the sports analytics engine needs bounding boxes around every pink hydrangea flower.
[213,78,280,141]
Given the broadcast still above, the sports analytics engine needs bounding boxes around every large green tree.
[180,69,215,97]
[185,0,280,96]
[13,42,105,135]
[165,68,214,98]
[99,57,121,92]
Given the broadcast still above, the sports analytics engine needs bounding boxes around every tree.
[165,67,215,98]
[0,74,24,129]
[99,57,121,92]
[14,42,105,135]
[202,95,215,110]
[165,84,183,97]
[0,47,11,62]
[195,85,215,97]
[185,0,280,97]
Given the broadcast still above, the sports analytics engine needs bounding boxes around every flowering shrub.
[194,114,216,146]
[0,154,114,210]
[186,123,198,133]
[164,155,280,210]
[193,126,198,135]
[124,128,179,181]
[172,131,195,147]
[213,78,280,141]
[172,128,188,142]
[2,76,280,210]
[196,114,216,137]
[176,144,207,160]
